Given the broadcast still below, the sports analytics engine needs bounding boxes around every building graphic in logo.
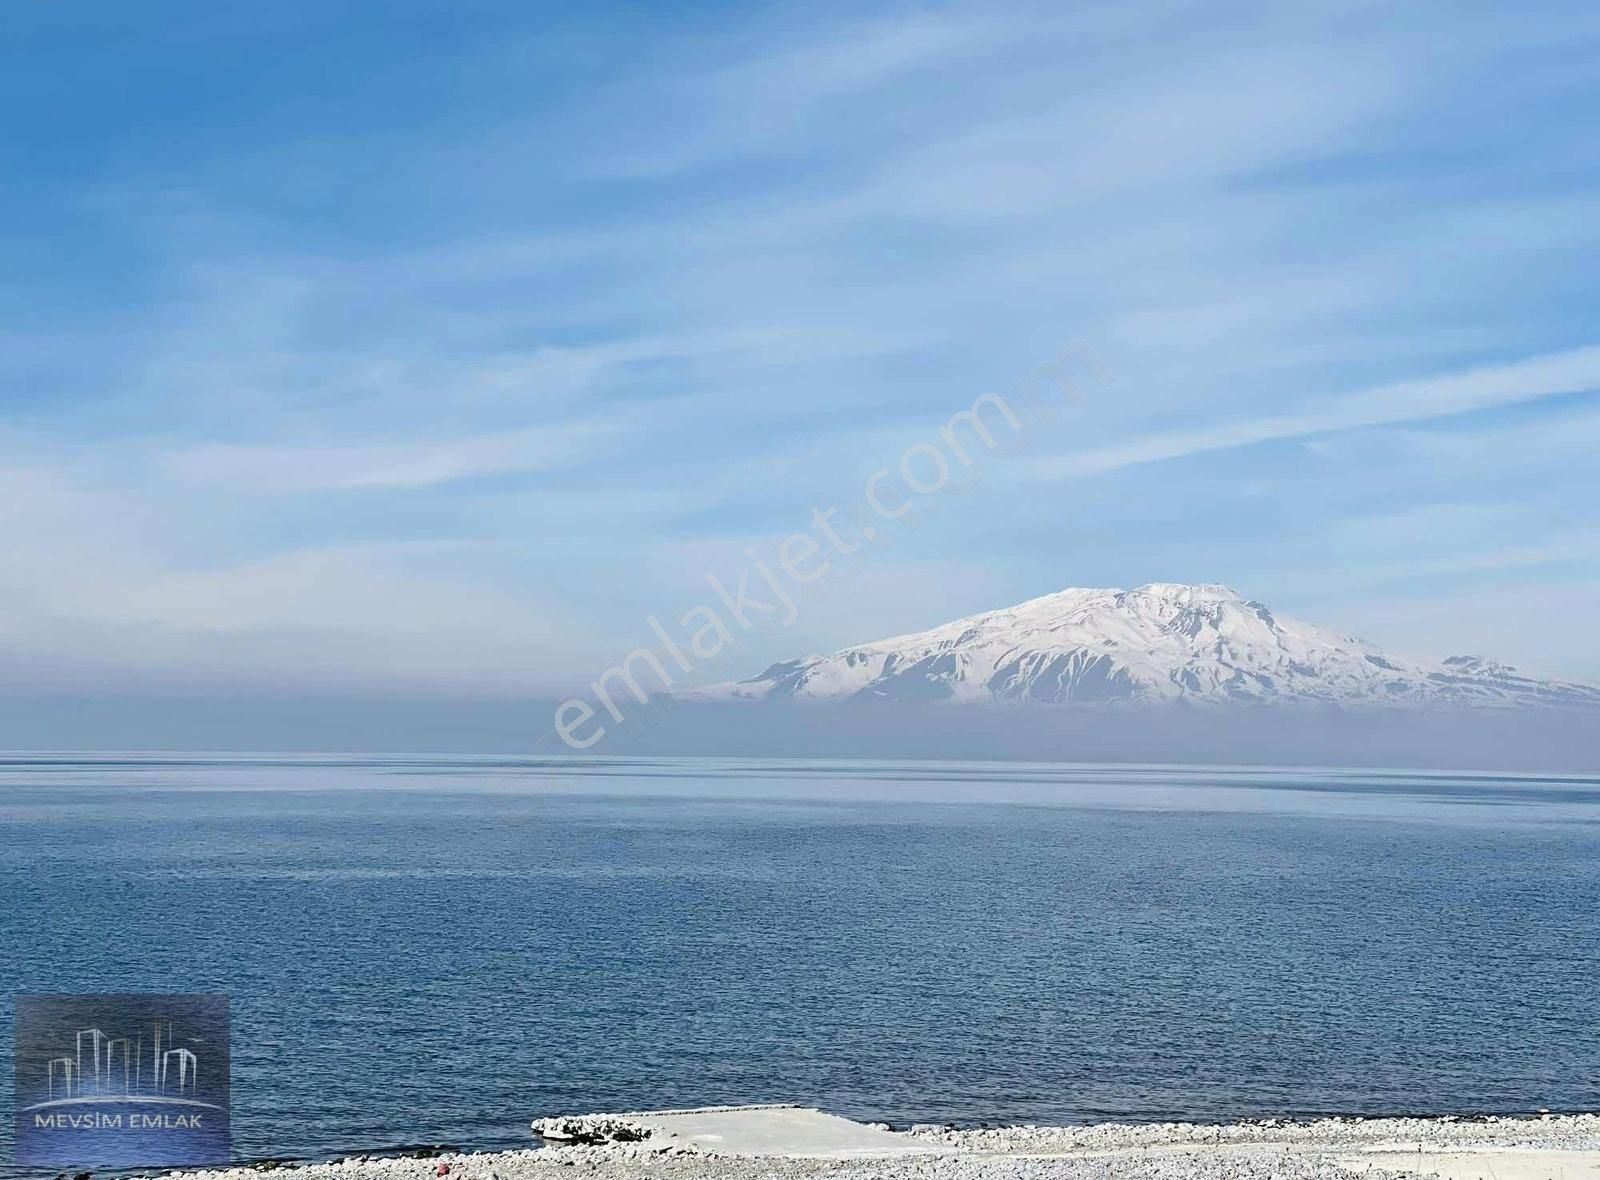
[13,994,230,1166]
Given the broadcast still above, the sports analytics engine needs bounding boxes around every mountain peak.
[1442,655,1522,678]
[1132,581,1241,601]
[687,584,1600,710]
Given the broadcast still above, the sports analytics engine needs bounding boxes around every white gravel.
[149,1114,1600,1180]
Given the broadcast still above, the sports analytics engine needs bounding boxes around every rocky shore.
[155,1113,1600,1180]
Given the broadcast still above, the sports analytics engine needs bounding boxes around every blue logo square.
[13,994,231,1167]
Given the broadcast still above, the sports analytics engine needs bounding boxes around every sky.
[3,0,1600,719]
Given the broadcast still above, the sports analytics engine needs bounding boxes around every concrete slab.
[533,1104,943,1158]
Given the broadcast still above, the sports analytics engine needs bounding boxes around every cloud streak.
[165,419,625,492]
[1030,345,1600,480]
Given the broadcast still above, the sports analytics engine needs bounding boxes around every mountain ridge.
[684,582,1600,709]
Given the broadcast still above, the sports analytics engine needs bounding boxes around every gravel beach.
[157,1114,1600,1180]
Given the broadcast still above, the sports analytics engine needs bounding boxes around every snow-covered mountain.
[687,582,1600,709]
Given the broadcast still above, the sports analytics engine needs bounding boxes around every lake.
[2,756,1597,1171]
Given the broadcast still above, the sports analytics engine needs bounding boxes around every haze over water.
[3,756,1598,1170]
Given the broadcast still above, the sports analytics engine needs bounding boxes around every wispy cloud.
[1028,346,1600,479]
[164,420,625,492]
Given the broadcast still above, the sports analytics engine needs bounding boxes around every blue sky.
[3,0,1599,702]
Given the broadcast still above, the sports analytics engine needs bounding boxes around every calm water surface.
[2,756,1598,1170]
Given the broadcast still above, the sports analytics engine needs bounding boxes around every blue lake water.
[2,756,1599,1172]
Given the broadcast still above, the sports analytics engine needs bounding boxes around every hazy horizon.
[3,687,1597,775]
